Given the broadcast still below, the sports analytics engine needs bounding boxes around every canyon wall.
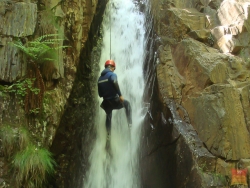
[141,0,250,187]
[0,0,106,187]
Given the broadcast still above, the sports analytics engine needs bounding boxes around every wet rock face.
[142,0,250,187]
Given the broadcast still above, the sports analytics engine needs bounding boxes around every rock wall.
[0,0,106,187]
[141,0,250,187]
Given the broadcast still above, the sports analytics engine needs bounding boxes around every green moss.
[12,145,56,188]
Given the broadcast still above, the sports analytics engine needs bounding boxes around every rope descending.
[110,0,112,59]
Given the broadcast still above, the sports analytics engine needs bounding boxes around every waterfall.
[84,0,146,187]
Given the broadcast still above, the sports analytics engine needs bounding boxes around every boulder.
[243,5,250,32]
[216,158,234,177]
[203,6,220,29]
[157,44,185,104]
[215,34,242,53]
[170,0,200,8]
[166,8,208,40]
[0,2,37,37]
[217,0,246,26]
[237,32,250,47]
[183,84,250,160]
[0,2,37,82]
[211,26,225,40]
[157,38,250,161]
[211,0,250,53]
[208,0,224,10]
[171,38,228,96]
[188,29,211,43]
[0,37,25,82]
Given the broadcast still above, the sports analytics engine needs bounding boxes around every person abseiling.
[98,60,132,140]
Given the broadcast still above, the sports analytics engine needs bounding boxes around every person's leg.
[123,100,132,125]
[101,100,113,134]
[105,109,112,133]
[110,98,132,125]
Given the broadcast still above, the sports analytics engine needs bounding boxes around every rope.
[109,0,112,59]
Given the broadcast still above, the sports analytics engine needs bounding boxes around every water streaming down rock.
[84,0,147,187]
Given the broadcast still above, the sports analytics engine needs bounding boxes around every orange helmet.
[104,60,116,68]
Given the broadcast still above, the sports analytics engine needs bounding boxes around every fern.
[12,40,37,60]
[11,34,70,114]
[12,34,69,64]
[34,34,61,42]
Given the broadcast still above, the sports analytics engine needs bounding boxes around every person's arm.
[110,74,124,102]
[114,81,124,102]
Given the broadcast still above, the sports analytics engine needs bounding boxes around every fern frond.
[34,34,60,42]
[12,34,70,64]
[13,41,37,60]
[43,38,65,43]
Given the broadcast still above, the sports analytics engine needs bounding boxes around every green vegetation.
[0,125,30,158]
[9,34,70,115]
[0,78,41,114]
[210,172,227,185]
[199,162,228,186]
[18,127,31,150]
[0,125,56,187]
[207,33,214,46]
[12,34,67,64]
[0,34,65,186]
[13,145,55,188]
[3,78,40,97]
[0,125,17,159]
[199,161,208,172]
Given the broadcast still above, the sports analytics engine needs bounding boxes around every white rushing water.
[84,0,146,187]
